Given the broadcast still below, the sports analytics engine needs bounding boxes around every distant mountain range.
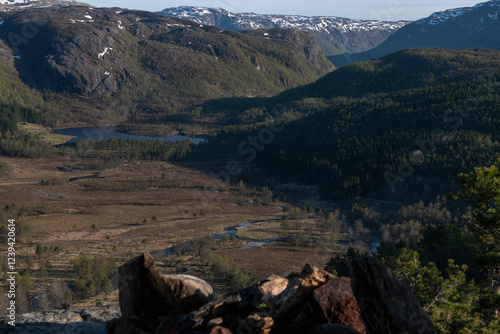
[0,0,84,8]
[330,0,500,66]
[158,6,409,57]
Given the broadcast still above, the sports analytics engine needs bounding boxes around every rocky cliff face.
[241,28,333,72]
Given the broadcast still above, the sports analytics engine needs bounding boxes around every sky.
[82,0,485,21]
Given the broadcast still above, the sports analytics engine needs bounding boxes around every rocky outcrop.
[107,253,436,334]
[350,257,436,334]
[0,254,436,334]
[115,252,213,331]
[312,277,366,333]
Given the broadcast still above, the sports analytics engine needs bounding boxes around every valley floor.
[0,155,351,306]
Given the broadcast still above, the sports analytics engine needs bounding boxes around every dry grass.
[0,155,347,307]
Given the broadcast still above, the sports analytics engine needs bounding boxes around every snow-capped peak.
[416,0,500,25]
[0,0,78,7]
[159,6,408,33]
[158,6,411,56]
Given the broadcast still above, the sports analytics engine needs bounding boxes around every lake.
[54,127,205,144]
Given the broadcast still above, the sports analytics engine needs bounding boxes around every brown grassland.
[0,152,351,307]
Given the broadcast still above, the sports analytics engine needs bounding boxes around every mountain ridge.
[330,0,500,66]
[158,6,410,56]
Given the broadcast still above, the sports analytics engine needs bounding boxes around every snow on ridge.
[0,0,32,4]
[159,6,409,33]
[416,0,500,26]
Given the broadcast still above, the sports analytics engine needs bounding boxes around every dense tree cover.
[210,49,500,202]
[71,138,196,162]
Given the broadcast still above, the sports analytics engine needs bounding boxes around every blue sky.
[83,0,484,20]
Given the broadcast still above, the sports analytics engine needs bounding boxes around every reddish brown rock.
[118,252,213,327]
[350,256,436,334]
[207,325,234,334]
[312,277,366,333]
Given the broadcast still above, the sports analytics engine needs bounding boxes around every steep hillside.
[159,6,409,56]
[211,49,500,201]
[331,0,500,66]
[0,6,332,123]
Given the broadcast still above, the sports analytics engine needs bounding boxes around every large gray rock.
[0,305,120,334]
[350,256,436,334]
[118,252,213,327]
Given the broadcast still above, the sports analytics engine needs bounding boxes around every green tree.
[71,253,116,300]
[324,247,365,276]
[384,248,500,334]
[449,161,500,273]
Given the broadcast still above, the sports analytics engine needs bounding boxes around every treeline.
[71,138,197,161]
[0,103,41,134]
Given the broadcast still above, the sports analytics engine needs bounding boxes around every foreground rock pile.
[107,252,436,334]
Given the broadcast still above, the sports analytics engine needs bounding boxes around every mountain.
[331,0,500,66]
[0,5,332,123]
[212,49,500,201]
[158,6,409,56]
[0,0,86,9]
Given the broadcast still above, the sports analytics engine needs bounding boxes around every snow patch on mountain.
[0,0,81,9]
[160,6,408,34]
[416,0,500,25]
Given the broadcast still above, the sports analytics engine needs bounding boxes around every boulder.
[350,256,436,334]
[312,277,366,333]
[257,275,289,301]
[118,252,213,327]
